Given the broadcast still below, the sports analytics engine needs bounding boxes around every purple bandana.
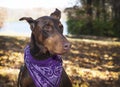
[24,45,63,87]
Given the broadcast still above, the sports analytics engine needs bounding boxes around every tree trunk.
[112,0,120,37]
[86,0,93,16]
[95,0,100,21]
[102,0,107,21]
[86,0,93,34]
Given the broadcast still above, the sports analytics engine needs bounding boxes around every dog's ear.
[19,17,36,31]
[50,8,61,20]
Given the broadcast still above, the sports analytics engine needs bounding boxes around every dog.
[17,9,72,87]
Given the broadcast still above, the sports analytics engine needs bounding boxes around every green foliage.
[67,19,86,35]
[92,20,114,36]
[67,18,118,37]
[112,20,120,37]
[65,0,120,38]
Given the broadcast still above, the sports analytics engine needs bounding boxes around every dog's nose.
[64,43,71,50]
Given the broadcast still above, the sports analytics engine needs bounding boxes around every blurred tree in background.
[65,0,120,37]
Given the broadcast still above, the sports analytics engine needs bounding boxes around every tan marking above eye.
[58,23,63,29]
[58,23,62,26]
[44,24,53,31]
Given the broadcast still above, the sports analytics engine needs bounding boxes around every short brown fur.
[17,9,72,87]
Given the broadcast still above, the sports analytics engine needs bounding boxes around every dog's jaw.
[29,33,53,60]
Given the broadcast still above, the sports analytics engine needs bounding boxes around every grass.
[0,35,120,87]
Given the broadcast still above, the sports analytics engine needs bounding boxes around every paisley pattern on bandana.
[24,45,63,87]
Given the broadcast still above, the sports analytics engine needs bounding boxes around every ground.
[0,36,120,87]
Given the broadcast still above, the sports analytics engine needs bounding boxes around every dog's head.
[20,9,71,55]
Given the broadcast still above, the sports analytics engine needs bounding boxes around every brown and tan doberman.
[17,9,72,87]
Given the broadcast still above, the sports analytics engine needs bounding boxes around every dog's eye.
[43,24,53,32]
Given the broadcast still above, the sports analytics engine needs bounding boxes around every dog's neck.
[29,33,53,60]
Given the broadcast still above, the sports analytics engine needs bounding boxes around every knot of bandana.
[24,45,63,87]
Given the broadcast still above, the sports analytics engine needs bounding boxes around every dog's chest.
[24,45,63,87]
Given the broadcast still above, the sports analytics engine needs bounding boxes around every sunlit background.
[0,0,78,9]
[0,0,79,36]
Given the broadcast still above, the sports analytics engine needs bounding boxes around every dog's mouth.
[49,49,70,55]
[47,44,71,55]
